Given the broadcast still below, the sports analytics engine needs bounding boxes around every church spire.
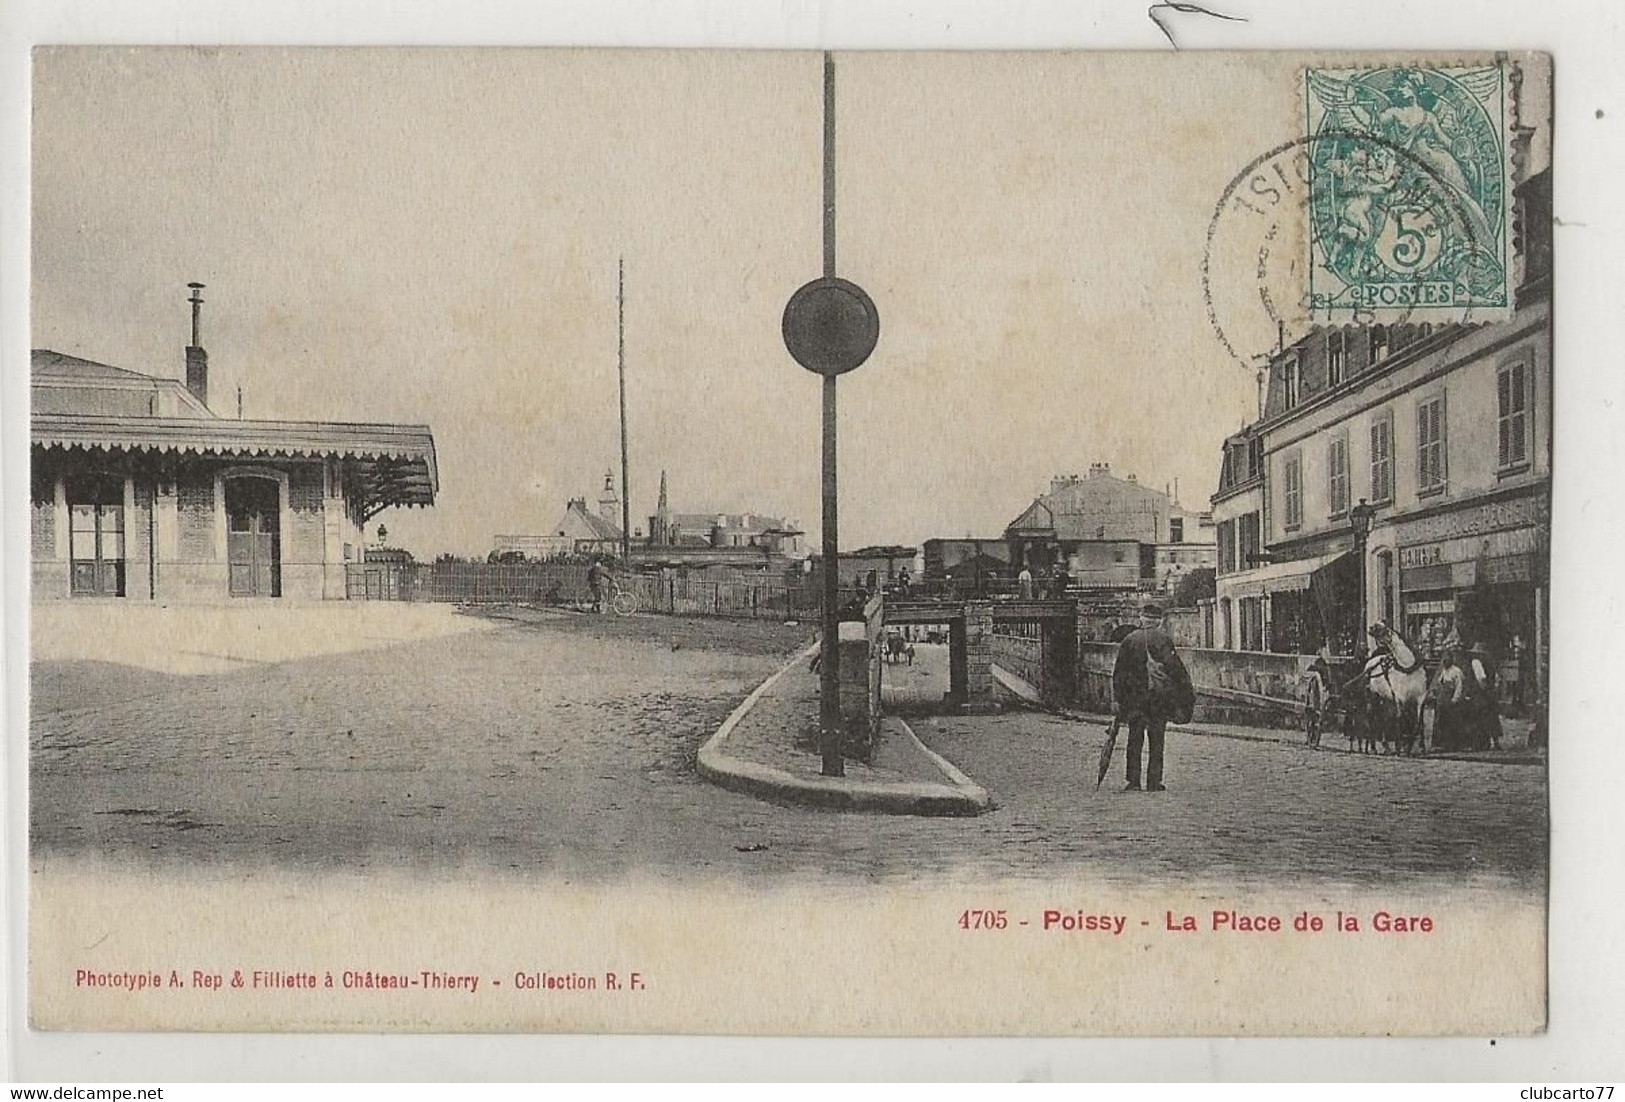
[657,469,668,514]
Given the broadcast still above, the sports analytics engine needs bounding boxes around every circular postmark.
[1204,127,1493,371]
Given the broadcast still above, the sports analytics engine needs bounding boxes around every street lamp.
[1349,498,1377,650]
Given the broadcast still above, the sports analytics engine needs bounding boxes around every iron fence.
[344,561,850,622]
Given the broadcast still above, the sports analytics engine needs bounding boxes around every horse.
[1336,668,1380,754]
[1349,622,1429,755]
[884,631,914,666]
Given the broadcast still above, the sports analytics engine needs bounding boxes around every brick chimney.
[185,282,208,409]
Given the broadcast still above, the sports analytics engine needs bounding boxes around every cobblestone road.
[32,611,1546,893]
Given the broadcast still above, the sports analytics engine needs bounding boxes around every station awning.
[1222,551,1350,599]
[31,412,438,511]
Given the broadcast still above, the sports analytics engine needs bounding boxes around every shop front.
[1220,550,1357,656]
[1393,494,1547,713]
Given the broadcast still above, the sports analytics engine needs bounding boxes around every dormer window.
[1282,355,1300,410]
[1327,330,1346,387]
[1370,325,1389,364]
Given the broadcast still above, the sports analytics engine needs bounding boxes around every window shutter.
[1508,367,1521,464]
[1371,420,1379,499]
[1437,396,1447,483]
[1512,364,1528,465]
[1497,366,1513,469]
[1417,403,1429,486]
[1416,398,1446,490]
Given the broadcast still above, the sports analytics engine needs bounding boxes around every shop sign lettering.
[1399,528,1539,570]
[1392,495,1545,545]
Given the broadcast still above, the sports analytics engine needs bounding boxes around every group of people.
[1426,637,1503,751]
[1298,629,1505,753]
[849,567,912,608]
[1016,564,1073,600]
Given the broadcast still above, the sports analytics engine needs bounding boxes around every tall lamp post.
[782,54,881,778]
[1349,498,1377,651]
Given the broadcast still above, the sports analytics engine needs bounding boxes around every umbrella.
[1094,715,1121,791]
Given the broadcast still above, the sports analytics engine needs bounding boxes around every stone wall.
[31,488,60,601]
[1078,641,1310,729]
[837,593,884,761]
[1164,607,1203,647]
[126,480,154,600]
[989,633,1043,691]
[1181,646,1308,702]
[31,494,54,560]
[32,560,67,601]
[962,601,996,708]
[176,469,215,565]
[284,464,326,600]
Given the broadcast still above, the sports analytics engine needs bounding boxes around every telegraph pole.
[819,54,841,777]
[781,53,880,778]
[618,257,631,563]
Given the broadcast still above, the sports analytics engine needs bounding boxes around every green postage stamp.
[1304,62,1513,320]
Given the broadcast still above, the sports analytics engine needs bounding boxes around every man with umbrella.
[1108,602,1195,793]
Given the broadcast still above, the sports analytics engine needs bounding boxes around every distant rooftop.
[32,349,156,380]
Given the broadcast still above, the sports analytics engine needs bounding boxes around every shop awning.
[1221,551,1350,598]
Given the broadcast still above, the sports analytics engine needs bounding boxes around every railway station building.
[30,290,437,602]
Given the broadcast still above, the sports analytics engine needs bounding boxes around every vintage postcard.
[26,47,1551,1035]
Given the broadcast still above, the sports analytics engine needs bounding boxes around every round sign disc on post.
[782,276,880,377]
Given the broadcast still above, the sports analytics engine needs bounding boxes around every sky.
[31,47,1295,557]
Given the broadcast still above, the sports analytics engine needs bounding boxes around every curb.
[697,643,993,817]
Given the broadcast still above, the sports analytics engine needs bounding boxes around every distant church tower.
[651,469,670,545]
[598,469,620,527]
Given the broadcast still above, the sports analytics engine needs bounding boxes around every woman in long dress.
[1428,646,1467,751]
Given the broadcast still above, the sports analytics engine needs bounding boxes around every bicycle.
[608,578,639,616]
[582,577,639,616]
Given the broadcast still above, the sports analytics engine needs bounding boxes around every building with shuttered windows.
[1206,169,1550,713]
